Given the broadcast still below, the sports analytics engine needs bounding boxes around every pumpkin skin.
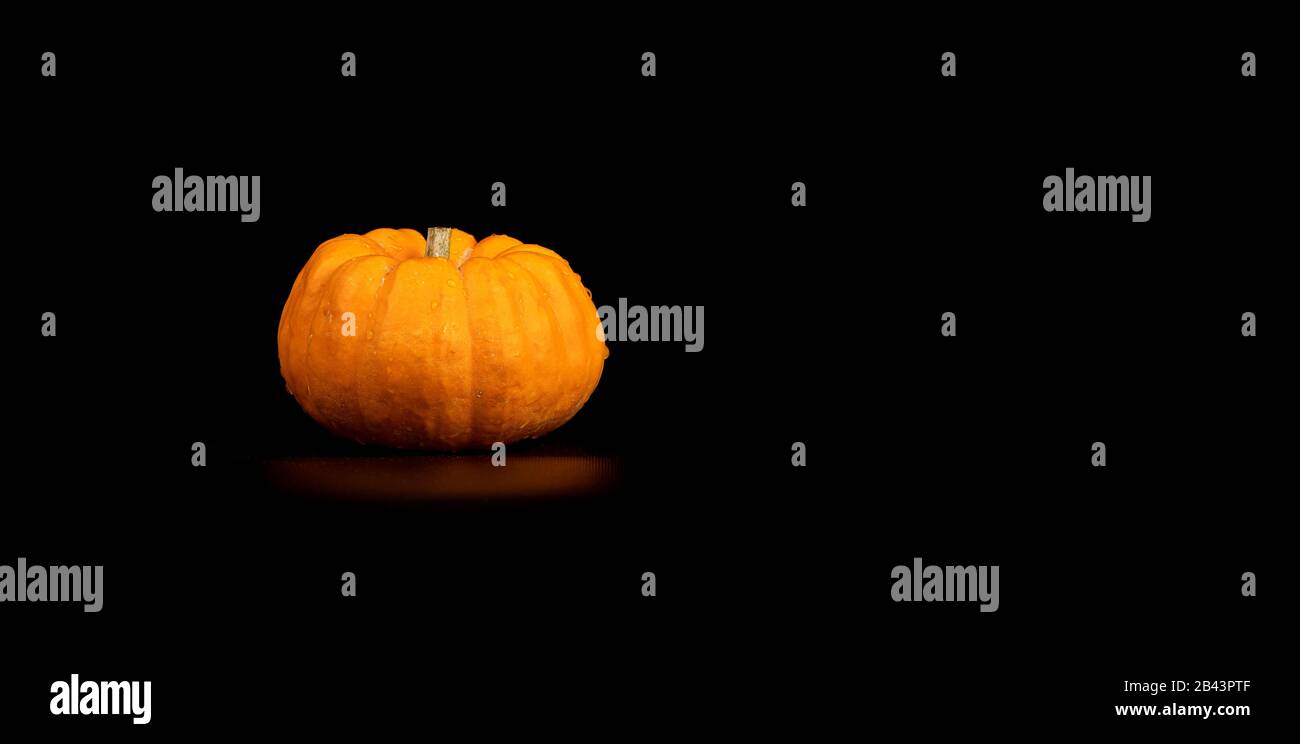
[278,227,607,450]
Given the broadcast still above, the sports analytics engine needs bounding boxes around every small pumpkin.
[278,227,607,450]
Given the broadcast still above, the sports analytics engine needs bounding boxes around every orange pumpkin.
[278,227,607,450]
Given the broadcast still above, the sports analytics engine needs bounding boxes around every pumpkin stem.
[426,227,452,259]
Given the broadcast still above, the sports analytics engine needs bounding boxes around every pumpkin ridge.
[356,235,387,258]
[356,255,402,444]
[511,250,604,409]
[300,252,380,423]
[399,260,457,447]
[306,254,386,438]
[278,267,310,394]
[496,258,538,439]
[473,260,520,446]
[460,261,479,450]
[502,253,569,432]
[424,263,460,449]
[332,254,387,437]
[494,244,570,267]
[299,286,325,412]
[300,273,337,432]
[287,238,374,388]
[468,260,511,447]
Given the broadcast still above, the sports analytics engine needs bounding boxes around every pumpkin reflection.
[263,454,619,500]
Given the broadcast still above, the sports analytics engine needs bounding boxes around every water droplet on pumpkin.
[431,299,440,310]
[446,279,457,287]
[506,271,516,280]
[474,389,484,398]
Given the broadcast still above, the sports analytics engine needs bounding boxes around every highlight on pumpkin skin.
[277,227,607,451]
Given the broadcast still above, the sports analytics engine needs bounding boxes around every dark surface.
[3,19,1289,736]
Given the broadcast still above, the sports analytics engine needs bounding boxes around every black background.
[3,17,1289,736]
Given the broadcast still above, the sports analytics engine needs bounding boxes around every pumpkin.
[278,227,607,450]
